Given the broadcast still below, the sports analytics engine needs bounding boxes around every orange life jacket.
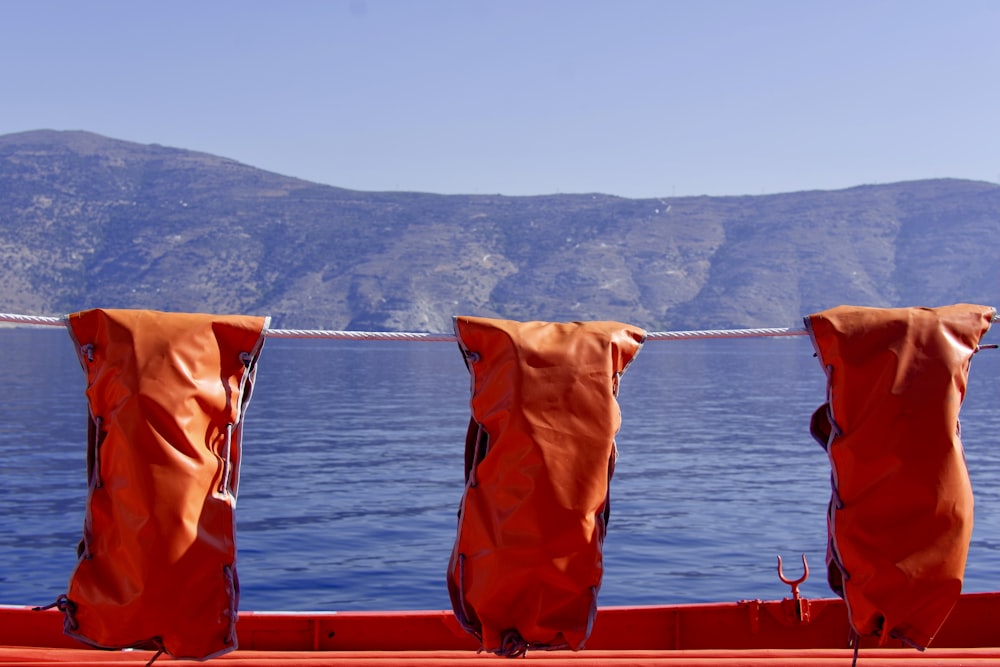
[60,308,269,660]
[806,304,994,648]
[448,316,645,656]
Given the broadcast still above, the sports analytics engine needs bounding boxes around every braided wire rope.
[3,311,995,342]
[0,313,65,327]
[0,311,807,341]
[265,328,460,341]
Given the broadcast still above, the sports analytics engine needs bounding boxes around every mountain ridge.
[2,130,998,331]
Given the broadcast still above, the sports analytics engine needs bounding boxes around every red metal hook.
[777,554,810,621]
[777,553,809,594]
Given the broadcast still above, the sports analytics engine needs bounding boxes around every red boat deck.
[3,592,999,665]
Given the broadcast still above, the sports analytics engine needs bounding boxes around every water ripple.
[2,331,998,610]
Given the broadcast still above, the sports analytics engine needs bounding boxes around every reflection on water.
[1,328,998,610]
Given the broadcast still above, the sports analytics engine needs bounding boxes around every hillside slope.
[2,130,997,331]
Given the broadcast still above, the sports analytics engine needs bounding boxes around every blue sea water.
[1,326,998,611]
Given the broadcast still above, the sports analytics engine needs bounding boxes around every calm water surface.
[1,327,998,610]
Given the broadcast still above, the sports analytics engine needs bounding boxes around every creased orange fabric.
[448,316,645,655]
[806,304,994,648]
[63,309,269,660]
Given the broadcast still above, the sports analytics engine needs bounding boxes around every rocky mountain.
[2,130,998,331]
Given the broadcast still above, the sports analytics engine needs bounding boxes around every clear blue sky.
[3,0,999,198]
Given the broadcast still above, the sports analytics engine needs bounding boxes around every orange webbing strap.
[62,309,269,660]
[806,304,994,648]
[448,316,645,655]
